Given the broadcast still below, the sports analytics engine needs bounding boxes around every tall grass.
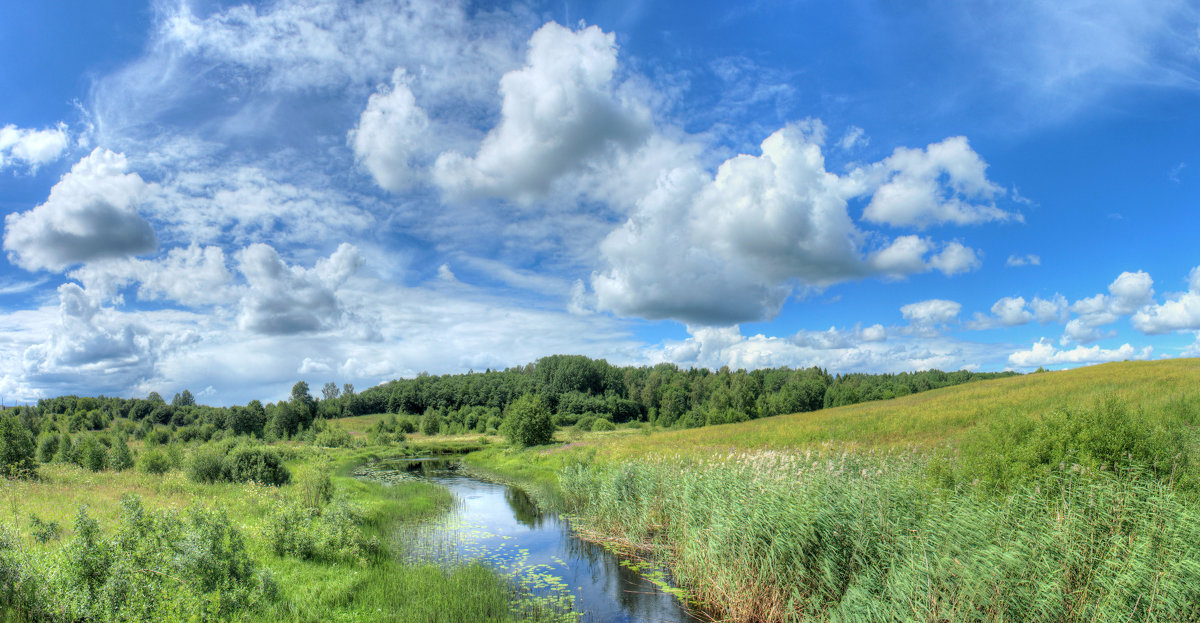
[559,452,1200,622]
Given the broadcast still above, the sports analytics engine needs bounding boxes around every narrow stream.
[372,458,703,623]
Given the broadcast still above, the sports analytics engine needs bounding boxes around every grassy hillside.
[466,359,1200,622]
[588,358,1200,458]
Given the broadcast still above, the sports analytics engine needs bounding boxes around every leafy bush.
[502,394,555,447]
[27,514,61,544]
[108,436,134,471]
[265,498,378,565]
[0,414,36,478]
[295,463,334,510]
[186,447,227,484]
[314,426,352,448]
[138,448,172,475]
[420,410,442,436]
[78,435,109,472]
[223,445,290,486]
[35,433,59,463]
[590,418,616,432]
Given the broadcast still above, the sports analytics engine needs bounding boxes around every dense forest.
[6,356,1017,445]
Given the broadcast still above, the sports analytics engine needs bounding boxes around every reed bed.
[559,450,1200,622]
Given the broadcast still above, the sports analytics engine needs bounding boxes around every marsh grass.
[559,451,1200,622]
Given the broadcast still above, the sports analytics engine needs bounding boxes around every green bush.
[186,447,227,483]
[28,514,61,544]
[590,418,616,432]
[36,432,59,463]
[502,394,555,447]
[138,448,172,475]
[108,436,134,471]
[224,445,290,486]
[314,426,352,448]
[78,435,109,472]
[295,464,334,510]
[420,410,442,436]
[0,414,36,478]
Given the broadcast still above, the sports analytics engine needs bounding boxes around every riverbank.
[460,364,1200,622]
[0,445,564,622]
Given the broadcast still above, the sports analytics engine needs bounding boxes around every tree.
[420,409,442,436]
[172,389,195,407]
[0,413,36,478]
[321,382,340,401]
[502,394,555,448]
[342,383,355,397]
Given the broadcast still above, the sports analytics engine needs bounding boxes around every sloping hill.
[596,358,1200,458]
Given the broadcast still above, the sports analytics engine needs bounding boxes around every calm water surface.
[391,458,703,623]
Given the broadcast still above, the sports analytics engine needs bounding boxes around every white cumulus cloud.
[1008,338,1151,368]
[236,243,364,335]
[858,136,1012,228]
[0,123,69,172]
[1131,265,1200,334]
[434,22,651,203]
[349,70,432,193]
[4,148,156,272]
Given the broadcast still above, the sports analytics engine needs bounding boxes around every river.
[373,458,703,623]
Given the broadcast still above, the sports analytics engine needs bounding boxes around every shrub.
[397,418,417,434]
[108,436,134,471]
[314,426,352,448]
[590,418,616,432]
[186,447,227,484]
[502,394,555,448]
[35,433,59,463]
[28,514,61,544]
[295,464,334,510]
[0,414,36,478]
[138,448,172,475]
[78,436,108,472]
[224,445,290,486]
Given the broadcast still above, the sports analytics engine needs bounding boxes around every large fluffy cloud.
[1061,270,1154,343]
[433,22,651,202]
[0,123,69,172]
[3,149,156,272]
[592,123,989,325]
[236,243,363,335]
[857,136,1012,228]
[349,70,432,193]
[1131,266,1200,334]
[592,123,863,324]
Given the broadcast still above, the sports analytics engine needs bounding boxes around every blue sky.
[1,0,1198,405]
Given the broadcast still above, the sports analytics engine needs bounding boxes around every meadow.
[462,359,1200,622]
[0,444,566,622]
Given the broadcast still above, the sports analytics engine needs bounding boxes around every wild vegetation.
[2,358,1197,621]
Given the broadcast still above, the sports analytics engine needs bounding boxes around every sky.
[1,0,1199,405]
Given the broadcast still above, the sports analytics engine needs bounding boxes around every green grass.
[0,446,567,622]
[461,359,1200,622]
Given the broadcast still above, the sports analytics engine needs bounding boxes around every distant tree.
[147,391,165,404]
[342,383,355,397]
[291,381,315,428]
[108,436,134,471]
[322,382,340,401]
[172,390,196,407]
[0,414,36,478]
[502,395,555,448]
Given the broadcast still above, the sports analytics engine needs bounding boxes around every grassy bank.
[0,445,562,622]
[462,359,1200,622]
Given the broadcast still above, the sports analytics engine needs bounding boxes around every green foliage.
[35,432,59,463]
[137,448,172,475]
[266,497,379,565]
[77,434,109,472]
[953,396,1197,491]
[186,446,227,483]
[589,418,615,432]
[502,394,555,447]
[27,513,61,544]
[420,409,442,436]
[314,426,352,448]
[559,454,1200,622]
[0,413,36,478]
[224,444,290,485]
[295,463,334,510]
[108,436,134,471]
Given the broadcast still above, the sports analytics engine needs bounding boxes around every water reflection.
[390,460,702,623]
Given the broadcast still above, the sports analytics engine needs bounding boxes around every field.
[0,445,561,623]
[464,359,1200,622]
